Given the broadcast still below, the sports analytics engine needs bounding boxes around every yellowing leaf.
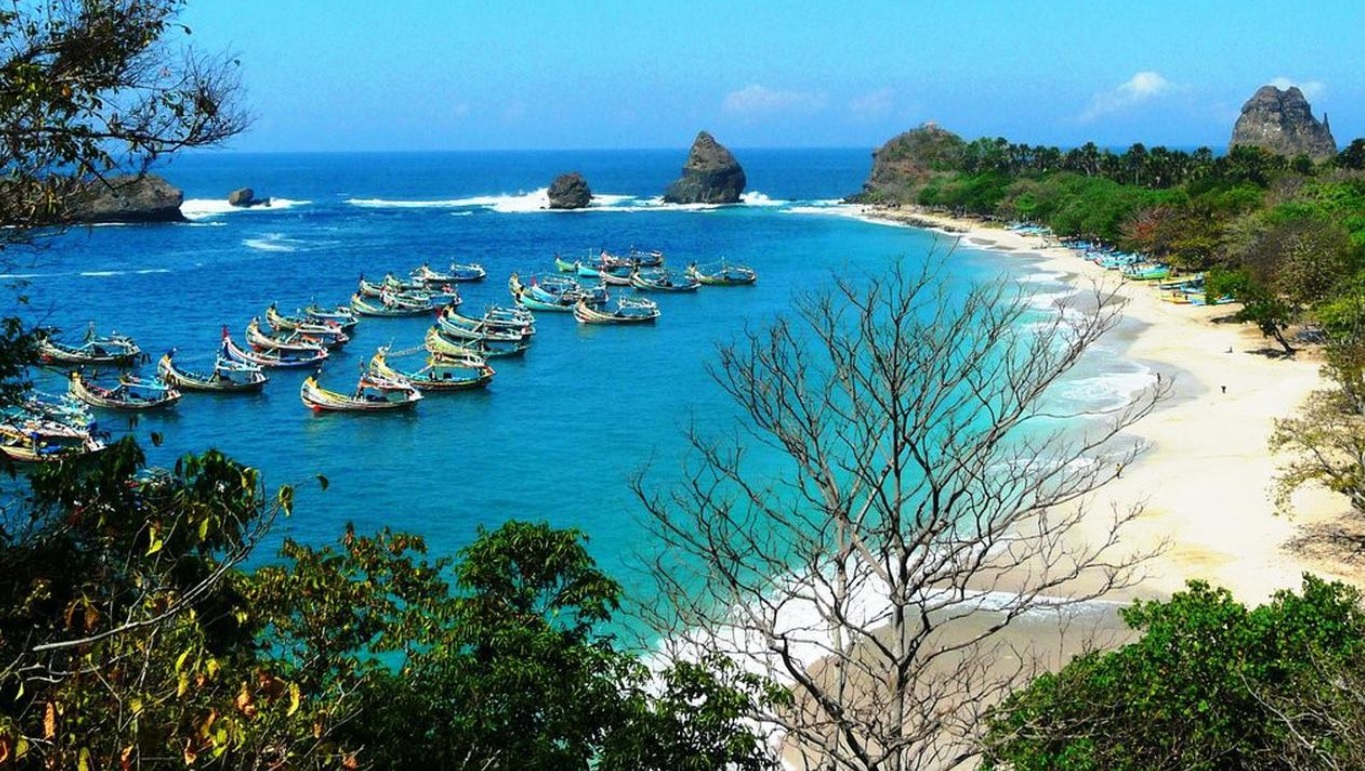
[77,746,91,771]
[287,682,301,717]
[43,702,55,739]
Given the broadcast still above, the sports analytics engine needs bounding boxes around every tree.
[633,257,1167,771]
[0,0,247,408]
[981,576,1365,771]
[330,520,784,771]
[0,440,346,769]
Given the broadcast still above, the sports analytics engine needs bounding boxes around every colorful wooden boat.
[436,307,531,344]
[300,372,422,413]
[221,328,329,368]
[0,421,105,463]
[246,317,343,352]
[350,292,436,317]
[425,326,529,359]
[686,259,757,286]
[267,302,359,335]
[300,303,361,332]
[412,262,486,284]
[369,348,494,392]
[573,297,660,325]
[68,371,181,411]
[481,305,537,336]
[630,268,700,292]
[157,350,268,393]
[36,324,143,366]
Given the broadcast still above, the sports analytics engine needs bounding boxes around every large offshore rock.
[68,175,187,223]
[663,131,746,204]
[547,172,592,209]
[1230,85,1337,160]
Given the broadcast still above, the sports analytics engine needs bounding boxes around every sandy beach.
[869,206,1359,605]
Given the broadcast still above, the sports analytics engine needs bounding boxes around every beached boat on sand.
[300,372,422,413]
[68,371,181,411]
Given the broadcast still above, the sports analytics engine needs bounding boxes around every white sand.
[870,208,1357,604]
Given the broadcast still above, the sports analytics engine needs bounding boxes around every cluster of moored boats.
[1061,241,1232,306]
[2,250,757,462]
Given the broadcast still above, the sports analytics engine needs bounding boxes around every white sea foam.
[243,233,308,253]
[1054,365,1157,412]
[180,197,310,221]
[79,270,120,277]
[347,188,552,212]
[740,190,787,207]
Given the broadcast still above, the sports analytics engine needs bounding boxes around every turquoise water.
[7,149,1140,594]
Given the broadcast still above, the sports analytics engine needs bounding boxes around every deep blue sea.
[7,148,1144,604]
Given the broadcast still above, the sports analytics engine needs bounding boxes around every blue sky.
[180,1,1364,153]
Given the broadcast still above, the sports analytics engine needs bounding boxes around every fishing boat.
[597,264,635,286]
[1122,263,1172,282]
[481,305,537,336]
[630,268,700,292]
[68,371,182,411]
[425,326,529,359]
[350,291,436,317]
[300,303,361,332]
[300,372,422,413]
[221,328,329,368]
[157,350,268,393]
[369,348,494,392]
[573,297,660,325]
[510,272,604,312]
[267,303,359,336]
[35,324,143,366]
[247,317,345,351]
[436,307,532,344]
[412,261,486,284]
[600,247,665,269]
[554,255,579,273]
[0,420,105,463]
[686,259,757,286]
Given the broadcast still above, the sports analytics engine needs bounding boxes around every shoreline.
[868,206,1357,605]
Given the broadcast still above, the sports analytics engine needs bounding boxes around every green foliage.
[982,576,1365,771]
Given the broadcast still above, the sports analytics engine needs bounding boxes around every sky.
[178,1,1365,153]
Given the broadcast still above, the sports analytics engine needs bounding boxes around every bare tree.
[632,255,1168,771]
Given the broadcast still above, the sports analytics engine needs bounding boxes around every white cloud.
[722,85,827,119]
[1269,76,1326,100]
[1079,71,1173,122]
[848,88,895,120]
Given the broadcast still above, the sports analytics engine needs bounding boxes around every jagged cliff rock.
[663,131,746,204]
[852,122,966,204]
[1230,86,1336,160]
[547,172,592,209]
[69,175,187,223]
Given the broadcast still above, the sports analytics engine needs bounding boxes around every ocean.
[5,148,1146,618]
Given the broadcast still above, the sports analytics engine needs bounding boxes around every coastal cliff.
[663,131,746,204]
[1230,85,1336,160]
[850,122,965,205]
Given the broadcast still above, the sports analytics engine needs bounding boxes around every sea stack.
[663,131,746,204]
[68,175,187,224]
[547,172,592,209]
[228,187,270,208]
[1230,85,1336,160]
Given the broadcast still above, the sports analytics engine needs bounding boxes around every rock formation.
[1230,85,1336,160]
[228,187,270,207]
[663,131,746,204]
[68,175,187,224]
[852,122,966,204]
[547,172,592,209]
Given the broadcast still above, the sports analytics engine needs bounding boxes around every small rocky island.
[663,131,746,204]
[547,172,592,209]
[228,187,271,208]
[68,175,187,224]
[1230,85,1336,160]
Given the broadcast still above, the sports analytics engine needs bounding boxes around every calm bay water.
[9,149,1138,599]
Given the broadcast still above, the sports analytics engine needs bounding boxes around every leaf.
[150,431,163,447]
[43,702,55,740]
[176,648,192,672]
[317,473,329,491]
[78,746,90,771]
[287,682,301,717]
[277,485,294,515]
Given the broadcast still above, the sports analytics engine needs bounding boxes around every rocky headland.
[68,175,187,224]
[663,131,746,205]
[847,122,965,205]
[1230,85,1336,160]
[547,172,592,209]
